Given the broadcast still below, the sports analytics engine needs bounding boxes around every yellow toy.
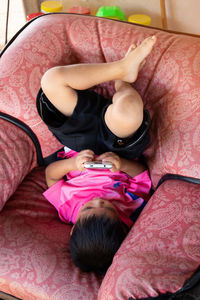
[41,1,63,13]
[128,14,151,26]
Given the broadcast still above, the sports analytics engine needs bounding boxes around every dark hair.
[70,215,128,274]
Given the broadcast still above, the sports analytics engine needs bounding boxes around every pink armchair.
[0,14,200,300]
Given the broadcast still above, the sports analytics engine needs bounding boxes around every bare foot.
[121,35,157,83]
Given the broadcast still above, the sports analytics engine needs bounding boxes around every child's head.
[70,198,128,274]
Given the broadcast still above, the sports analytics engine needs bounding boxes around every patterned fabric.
[0,167,102,300]
[0,118,37,211]
[0,14,199,188]
[0,13,200,300]
[98,180,200,299]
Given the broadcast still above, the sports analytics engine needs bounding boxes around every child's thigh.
[41,67,78,117]
[104,87,144,138]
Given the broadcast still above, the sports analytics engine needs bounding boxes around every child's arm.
[45,149,94,187]
[119,157,146,178]
[96,152,146,178]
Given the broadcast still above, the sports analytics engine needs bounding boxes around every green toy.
[96,6,126,21]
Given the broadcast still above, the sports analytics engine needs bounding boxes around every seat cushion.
[98,179,200,299]
[0,167,102,300]
[1,14,200,299]
[142,34,200,187]
[0,118,37,211]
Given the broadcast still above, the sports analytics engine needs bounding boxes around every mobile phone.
[83,161,112,169]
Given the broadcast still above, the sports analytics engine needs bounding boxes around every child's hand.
[75,149,95,171]
[97,152,121,172]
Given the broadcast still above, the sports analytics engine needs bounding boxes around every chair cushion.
[0,118,36,211]
[0,14,199,187]
[143,34,200,187]
[0,14,200,299]
[0,166,102,299]
[98,180,200,299]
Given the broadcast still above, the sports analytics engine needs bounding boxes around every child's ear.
[70,224,75,236]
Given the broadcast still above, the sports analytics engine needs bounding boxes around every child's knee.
[41,66,64,91]
[114,94,143,127]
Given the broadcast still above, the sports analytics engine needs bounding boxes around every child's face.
[76,198,119,222]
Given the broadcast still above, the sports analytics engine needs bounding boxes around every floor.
[0,0,26,50]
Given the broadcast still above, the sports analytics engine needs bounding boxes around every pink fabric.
[0,167,102,300]
[142,35,200,188]
[43,150,151,227]
[98,180,200,299]
[0,14,199,189]
[0,118,37,211]
[1,13,200,300]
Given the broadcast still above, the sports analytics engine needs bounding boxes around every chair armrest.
[0,118,37,211]
[98,180,200,299]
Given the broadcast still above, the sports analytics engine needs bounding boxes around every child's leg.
[41,36,156,117]
[104,80,144,138]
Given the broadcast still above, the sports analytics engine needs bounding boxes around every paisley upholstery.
[98,180,200,299]
[0,14,199,300]
[0,119,36,211]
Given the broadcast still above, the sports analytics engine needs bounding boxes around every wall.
[165,0,200,35]
[62,0,200,35]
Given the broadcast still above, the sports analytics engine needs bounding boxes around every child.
[36,35,157,159]
[38,36,156,273]
[43,148,151,274]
